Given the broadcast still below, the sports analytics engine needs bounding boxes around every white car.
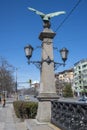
[24,95,30,100]
[78,97,87,102]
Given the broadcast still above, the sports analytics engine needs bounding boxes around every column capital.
[39,28,56,41]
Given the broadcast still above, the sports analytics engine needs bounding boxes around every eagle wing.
[46,11,66,18]
[28,7,45,17]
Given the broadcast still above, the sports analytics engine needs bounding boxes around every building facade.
[55,68,74,96]
[74,59,87,96]
[55,68,74,83]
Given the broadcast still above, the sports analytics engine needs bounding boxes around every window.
[82,64,87,68]
[78,66,81,69]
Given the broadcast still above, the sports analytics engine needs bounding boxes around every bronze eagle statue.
[28,7,66,22]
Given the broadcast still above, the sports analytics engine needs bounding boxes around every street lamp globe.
[24,45,33,60]
[60,47,69,63]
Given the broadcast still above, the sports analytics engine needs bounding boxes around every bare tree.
[55,78,64,96]
[0,57,15,95]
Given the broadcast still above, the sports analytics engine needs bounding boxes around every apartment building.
[55,68,74,83]
[55,68,74,96]
[74,59,87,96]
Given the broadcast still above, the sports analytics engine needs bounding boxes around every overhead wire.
[43,0,82,57]
[42,0,83,71]
[54,0,82,33]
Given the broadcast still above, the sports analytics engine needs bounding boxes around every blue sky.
[0,0,87,88]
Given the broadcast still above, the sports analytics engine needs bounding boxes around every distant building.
[31,82,40,97]
[55,68,74,83]
[55,68,74,96]
[73,59,87,96]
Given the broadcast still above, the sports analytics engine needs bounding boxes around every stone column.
[36,23,58,122]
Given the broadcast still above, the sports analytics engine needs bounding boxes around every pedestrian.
[0,96,1,103]
[2,96,6,107]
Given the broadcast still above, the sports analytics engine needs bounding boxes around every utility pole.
[15,68,18,93]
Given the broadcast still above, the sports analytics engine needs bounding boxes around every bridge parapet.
[51,100,87,130]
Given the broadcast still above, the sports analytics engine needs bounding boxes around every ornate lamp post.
[24,45,68,70]
[24,7,69,122]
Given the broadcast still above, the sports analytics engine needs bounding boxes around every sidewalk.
[0,102,61,130]
[25,119,61,130]
[0,103,26,130]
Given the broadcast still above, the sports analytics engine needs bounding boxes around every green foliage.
[13,101,38,119]
[63,83,73,97]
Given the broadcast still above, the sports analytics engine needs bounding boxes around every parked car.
[78,97,87,102]
[24,95,30,100]
[18,94,24,101]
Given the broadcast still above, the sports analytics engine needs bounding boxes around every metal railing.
[51,100,87,130]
